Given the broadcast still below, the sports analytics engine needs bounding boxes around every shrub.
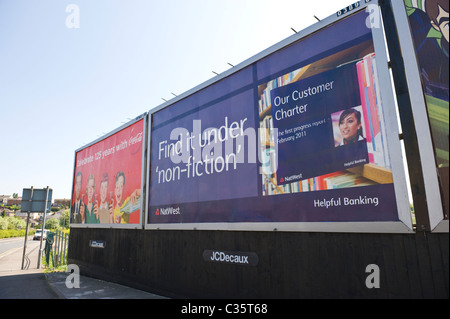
[0,229,34,239]
[0,216,32,238]
[7,216,26,230]
[0,217,8,230]
[45,218,60,230]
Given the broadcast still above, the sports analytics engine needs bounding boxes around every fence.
[44,229,69,268]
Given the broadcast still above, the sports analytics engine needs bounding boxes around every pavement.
[45,272,169,299]
[0,237,169,299]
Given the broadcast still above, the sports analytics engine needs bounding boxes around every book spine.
[357,60,374,164]
[371,54,390,168]
[365,54,381,146]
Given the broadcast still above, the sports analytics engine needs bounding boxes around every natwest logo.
[155,206,181,215]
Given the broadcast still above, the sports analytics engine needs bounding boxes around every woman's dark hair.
[339,108,364,139]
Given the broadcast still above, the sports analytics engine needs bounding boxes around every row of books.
[258,69,302,114]
[259,115,275,146]
[262,171,376,196]
[357,53,391,169]
[260,147,277,176]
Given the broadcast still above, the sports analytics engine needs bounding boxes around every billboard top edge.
[147,0,374,116]
[74,112,147,153]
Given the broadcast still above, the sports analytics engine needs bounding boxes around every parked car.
[33,229,48,240]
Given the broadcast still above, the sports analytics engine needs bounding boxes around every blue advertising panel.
[146,3,412,232]
[271,63,369,184]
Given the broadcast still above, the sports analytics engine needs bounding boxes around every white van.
[33,229,48,240]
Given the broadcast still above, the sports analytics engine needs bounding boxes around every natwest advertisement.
[146,8,412,232]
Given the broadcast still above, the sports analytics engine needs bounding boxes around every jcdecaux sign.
[203,250,259,266]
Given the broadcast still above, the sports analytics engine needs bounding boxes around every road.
[0,237,41,270]
[0,237,32,255]
[0,236,59,298]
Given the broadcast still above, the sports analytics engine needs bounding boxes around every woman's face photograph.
[339,113,361,141]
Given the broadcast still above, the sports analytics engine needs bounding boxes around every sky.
[0,0,357,200]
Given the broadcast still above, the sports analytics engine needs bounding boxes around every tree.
[45,218,60,230]
[0,217,8,230]
[59,210,70,229]
[0,216,25,230]
[7,216,25,229]
[12,193,18,198]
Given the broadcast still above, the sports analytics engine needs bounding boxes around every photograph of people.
[71,172,83,223]
[338,108,365,146]
[84,173,99,224]
[109,170,141,224]
[97,172,112,223]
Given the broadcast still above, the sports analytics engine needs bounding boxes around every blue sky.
[0,0,355,200]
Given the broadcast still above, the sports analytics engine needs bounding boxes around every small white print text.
[314,196,379,209]
[210,251,248,264]
[343,158,367,167]
[181,303,268,316]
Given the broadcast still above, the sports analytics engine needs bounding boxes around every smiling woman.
[338,108,365,145]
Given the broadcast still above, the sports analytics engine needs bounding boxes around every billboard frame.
[70,112,148,230]
[389,0,448,233]
[144,0,414,233]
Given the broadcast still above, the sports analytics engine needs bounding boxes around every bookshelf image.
[259,40,394,196]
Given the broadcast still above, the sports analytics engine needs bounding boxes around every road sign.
[21,187,52,213]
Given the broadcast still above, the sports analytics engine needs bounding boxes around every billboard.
[403,0,449,222]
[146,2,413,232]
[70,114,146,228]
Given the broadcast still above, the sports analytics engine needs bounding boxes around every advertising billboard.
[146,1,412,232]
[70,114,146,228]
[403,0,449,223]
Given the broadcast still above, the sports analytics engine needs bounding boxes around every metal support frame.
[21,187,33,270]
[37,186,50,268]
[379,0,431,231]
